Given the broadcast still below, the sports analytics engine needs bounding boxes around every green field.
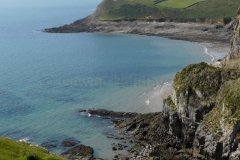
[99,15,124,21]
[128,0,156,6]
[128,0,205,9]
[158,0,205,9]
[0,138,64,160]
[99,0,240,22]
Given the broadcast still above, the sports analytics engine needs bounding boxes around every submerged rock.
[41,140,58,149]
[79,109,138,118]
[61,137,80,147]
[61,144,94,160]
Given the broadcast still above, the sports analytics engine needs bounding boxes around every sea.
[0,0,211,159]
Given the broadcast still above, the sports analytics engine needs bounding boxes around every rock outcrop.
[113,63,240,159]
[194,78,240,159]
[164,63,240,152]
[223,9,240,69]
[61,144,94,160]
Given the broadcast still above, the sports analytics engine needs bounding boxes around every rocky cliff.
[114,9,240,160]
[223,8,240,69]
[163,63,240,159]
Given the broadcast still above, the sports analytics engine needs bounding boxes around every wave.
[199,44,215,62]
[19,138,30,142]
[145,99,150,105]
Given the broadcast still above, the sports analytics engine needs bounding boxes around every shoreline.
[200,42,229,61]
[139,81,173,113]
[142,41,229,113]
[45,16,234,45]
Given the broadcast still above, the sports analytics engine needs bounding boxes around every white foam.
[199,44,215,62]
[145,99,150,105]
[19,138,30,142]
[139,92,146,98]
[108,125,114,128]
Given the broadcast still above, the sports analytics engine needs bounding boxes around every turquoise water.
[0,0,211,159]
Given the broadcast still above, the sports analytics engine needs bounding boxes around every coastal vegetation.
[0,138,64,160]
[99,0,240,22]
[157,0,205,8]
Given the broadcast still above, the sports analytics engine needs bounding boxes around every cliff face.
[163,11,240,159]
[163,63,240,158]
[223,8,240,69]
[194,78,240,159]
[163,10,240,159]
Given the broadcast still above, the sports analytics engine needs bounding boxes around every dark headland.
[44,0,240,45]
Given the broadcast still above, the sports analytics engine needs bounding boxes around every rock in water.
[61,138,80,147]
[41,140,58,149]
[61,145,94,160]
[79,109,138,118]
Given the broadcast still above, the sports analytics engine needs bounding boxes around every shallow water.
[0,0,211,159]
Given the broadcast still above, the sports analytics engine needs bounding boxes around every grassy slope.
[99,0,240,22]
[0,138,64,160]
[158,0,205,9]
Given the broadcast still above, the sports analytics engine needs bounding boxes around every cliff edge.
[222,8,240,69]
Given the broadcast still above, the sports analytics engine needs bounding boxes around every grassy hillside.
[99,0,240,22]
[0,138,64,160]
[157,0,205,9]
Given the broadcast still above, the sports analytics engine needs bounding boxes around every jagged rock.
[114,154,130,160]
[107,134,125,140]
[112,143,127,150]
[230,144,240,160]
[163,62,240,151]
[194,78,240,159]
[61,144,94,160]
[114,112,183,159]
[41,140,58,149]
[223,13,240,69]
